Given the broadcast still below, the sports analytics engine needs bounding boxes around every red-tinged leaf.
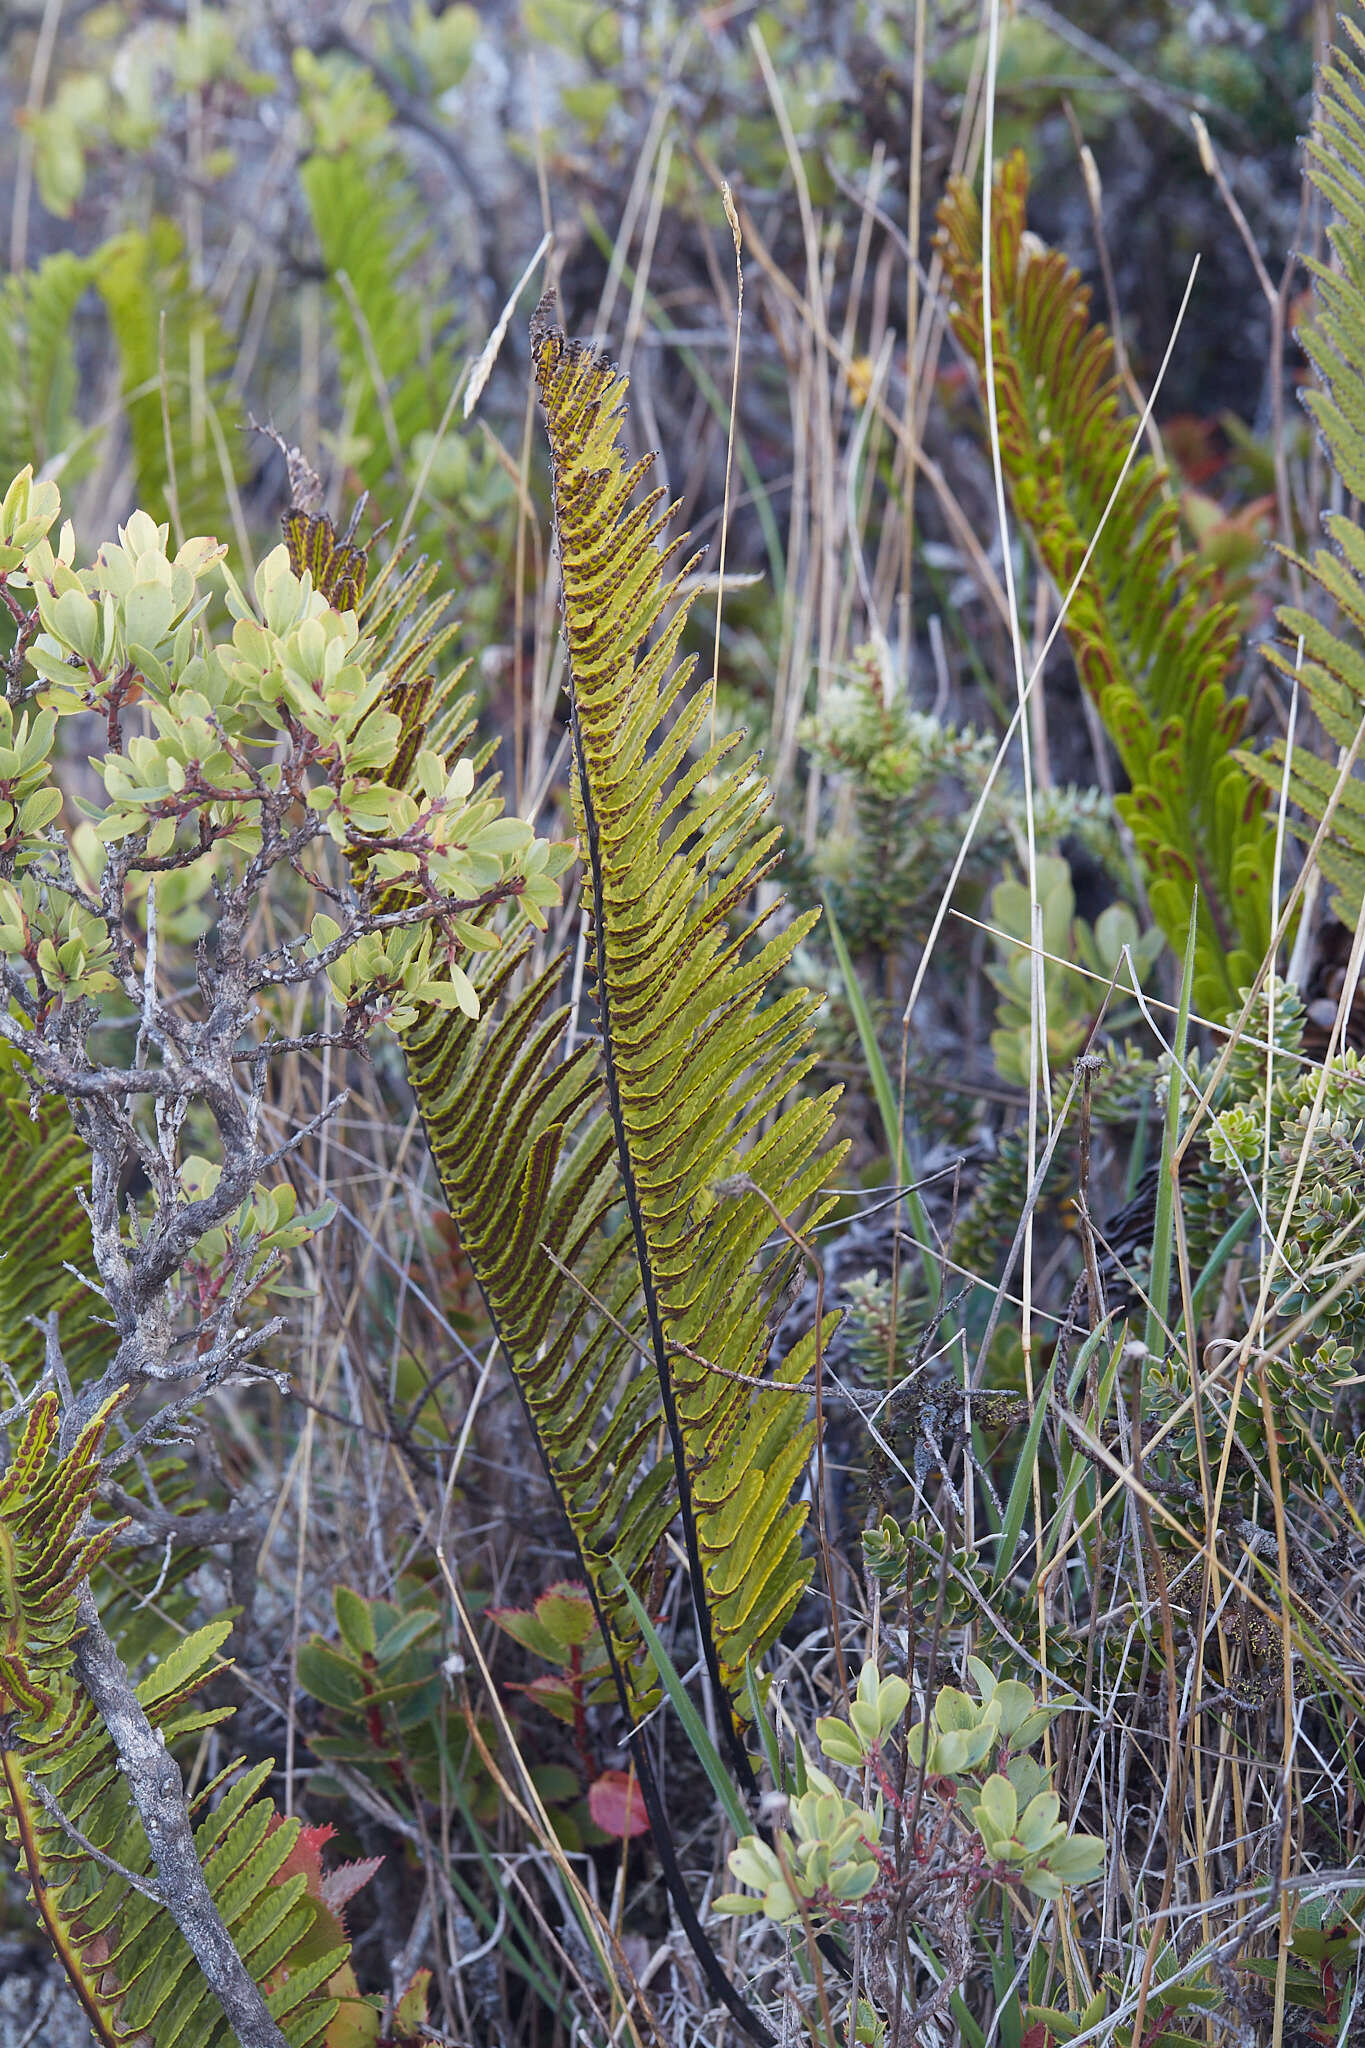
[269,1818,337,1899]
[486,1603,563,1664]
[588,1769,649,1839]
[320,1853,384,1914]
[1020,2026,1055,2048]
[534,1581,600,1650]
[394,1968,432,2036]
[519,1672,580,1724]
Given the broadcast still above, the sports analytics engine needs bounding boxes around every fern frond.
[937,154,1276,1014]
[0,1047,114,1397]
[0,1394,352,2046]
[300,145,459,496]
[0,251,91,482]
[398,305,846,1718]
[529,299,846,1697]
[1237,13,1365,920]
[404,950,674,1708]
[94,221,242,541]
[1300,20,1365,501]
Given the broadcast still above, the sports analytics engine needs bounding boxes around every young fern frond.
[300,145,459,496]
[937,154,1276,1013]
[530,299,845,1702]
[0,251,91,482]
[0,1396,350,2048]
[95,222,243,543]
[1239,12,1365,918]
[395,307,844,1731]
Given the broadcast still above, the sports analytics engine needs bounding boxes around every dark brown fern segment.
[936,153,1276,1018]
[530,295,846,1703]
[403,945,676,1714]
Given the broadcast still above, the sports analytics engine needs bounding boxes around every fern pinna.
[0,1394,370,2048]
[1238,8,1365,918]
[936,153,1277,1015]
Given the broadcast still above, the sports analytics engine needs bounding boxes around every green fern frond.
[300,144,460,496]
[936,153,1276,1014]
[0,251,92,482]
[0,1394,353,2046]
[1300,19,1365,501]
[1237,13,1365,920]
[530,303,845,1695]
[94,221,242,541]
[0,1047,114,1397]
[397,305,846,1726]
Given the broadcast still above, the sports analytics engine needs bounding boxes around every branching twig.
[73,1594,291,2048]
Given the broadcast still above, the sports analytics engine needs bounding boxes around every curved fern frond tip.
[531,295,847,1698]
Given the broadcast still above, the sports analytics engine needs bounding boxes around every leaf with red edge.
[393,1969,432,2038]
[276,1819,336,1900]
[588,1769,648,1839]
[534,1581,600,1650]
[321,1854,384,1915]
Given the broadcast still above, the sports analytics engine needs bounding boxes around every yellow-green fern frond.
[0,1394,355,2046]
[937,153,1276,1015]
[0,250,91,482]
[1239,11,1365,919]
[403,948,673,1712]
[0,1047,114,1397]
[530,298,845,1699]
[398,303,845,1728]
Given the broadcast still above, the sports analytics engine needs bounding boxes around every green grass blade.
[613,1567,752,1840]
[1144,904,1199,1363]
[1189,1203,1255,1321]
[743,1658,788,1792]
[824,897,940,1308]
[993,1344,1063,1588]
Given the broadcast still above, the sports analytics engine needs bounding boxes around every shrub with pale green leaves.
[716,1658,1104,1929]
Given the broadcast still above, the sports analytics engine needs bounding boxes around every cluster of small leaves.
[0,468,559,1034]
[715,1658,1102,1934]
[487,1580,616,1728]
[1143,984,1365,1512]
[800,654,1117,960]
[297,1583,452,1809]
[986,852,1161,1089]
[174,1155,335,1322]
[903,1662,1103,1900]
[715,1763,885,1925]
[861,1514,1095,1695]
